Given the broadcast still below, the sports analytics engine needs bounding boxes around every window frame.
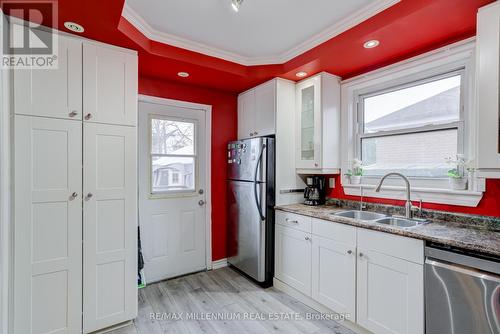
[149,114,198,197]
[355,69,466,179]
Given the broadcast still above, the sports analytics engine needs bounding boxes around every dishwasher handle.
[426,259,500,283]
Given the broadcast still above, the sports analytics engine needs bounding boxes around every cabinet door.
[476,2,500,169]
[357,249,424,334]
[296,76,321,169]
[275,224,312,296]
[237,89,256,139]
[14,34,82,120]
[254,80,276,136]
[83,123,137,333]
[83,44,138,126]
[311,236,356,316]
[14,115,82,334]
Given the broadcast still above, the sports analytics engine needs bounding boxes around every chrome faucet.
[375,172,413,219]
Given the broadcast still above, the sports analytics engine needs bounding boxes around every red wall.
[326,175,500,218]
[139,77,238,261]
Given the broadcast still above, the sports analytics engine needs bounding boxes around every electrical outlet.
[329,177,335,188]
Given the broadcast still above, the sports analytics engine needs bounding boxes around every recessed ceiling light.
[363,40,380,49]
[296,72,308,78]
[231,0,243,12]
[177,72,190,78]
[64,22,84,33]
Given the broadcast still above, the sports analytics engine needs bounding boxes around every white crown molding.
[121,0,400,66]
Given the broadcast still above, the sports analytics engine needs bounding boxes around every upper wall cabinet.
[237,79,276,139]
[13,33,83,120]
[83,44,138,126]
[296,72,341,174]
[476,2,500,173]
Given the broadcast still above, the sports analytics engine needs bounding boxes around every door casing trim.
[138,94,213,270]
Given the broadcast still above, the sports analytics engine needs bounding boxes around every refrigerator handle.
[253,143,266,221]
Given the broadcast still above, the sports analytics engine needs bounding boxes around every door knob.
[69,111,78,117]
[198,200,205,206]
[85,113,92,120]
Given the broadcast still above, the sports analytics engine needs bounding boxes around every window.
[150,117,196,194]
[357,72,463,178]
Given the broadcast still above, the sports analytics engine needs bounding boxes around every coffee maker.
[304,176,326,206]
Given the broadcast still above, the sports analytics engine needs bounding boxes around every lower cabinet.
[311,236,356,316]
[357,249,424,334]
[275,211,424,334]
[275,224,312,296]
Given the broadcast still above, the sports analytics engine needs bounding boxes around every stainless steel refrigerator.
[227,137,275,286]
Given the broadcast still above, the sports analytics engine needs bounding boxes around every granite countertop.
[275,204,500,257]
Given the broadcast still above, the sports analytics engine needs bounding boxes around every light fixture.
[177,72,190,78]
[296,71,308,78]
[231,0,243,12]
[363,40,380,49]
[64,21,84,33]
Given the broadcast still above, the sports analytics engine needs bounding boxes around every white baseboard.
[211,258,228,270]
[90,320,134,334]
[273,278,371,334]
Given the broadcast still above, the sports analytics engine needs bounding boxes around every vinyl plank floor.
[110,267,359,334]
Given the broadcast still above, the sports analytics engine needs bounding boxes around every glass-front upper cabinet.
[296,76,321,169]
[295,72,342,173]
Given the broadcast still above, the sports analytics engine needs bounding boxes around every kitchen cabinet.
[12,33,138,334]
[296,72,341,174]
[275,223,312,296]
[274,211,424,334]
[356,229,424,334]
[13,34,83,120]
[83,43,138,126]
[476,2,500,173]
[237,79,276,139]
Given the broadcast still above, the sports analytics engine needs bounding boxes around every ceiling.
[0,0,493,93]
[123,0,383,65]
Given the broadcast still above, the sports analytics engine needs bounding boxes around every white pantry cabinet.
[476,2,500,173]
[83,123,137,333]
[275,222,312,296]
[13,33,83,120]
[83,43,138,126]
[14,115,83,334]
[237,79,276,139]
[296,72,341,174]
[12,33,138,334]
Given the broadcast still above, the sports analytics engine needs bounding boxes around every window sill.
[342,182,484,207]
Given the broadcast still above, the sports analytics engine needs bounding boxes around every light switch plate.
[329,177,335,188]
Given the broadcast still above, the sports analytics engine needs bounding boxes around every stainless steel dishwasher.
[425,244,500,334]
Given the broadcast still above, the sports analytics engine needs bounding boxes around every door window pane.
[364,75,461,134]
[152,156,195,193]
[301,86,315,160]
[361,129,458,177]
[151,119,194,155]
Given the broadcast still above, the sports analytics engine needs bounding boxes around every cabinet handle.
[304,236,311,241]
[86,193,93,199]
[254,131,258,135]
[69,111,78,117]
[85,113,92,120]
[359,252,364,257]
[314,163,318,167]
[285,218,298,224]
[71,192,78,198]
[347,250,352,255]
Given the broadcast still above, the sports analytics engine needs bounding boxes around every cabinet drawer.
[312,218,356,245]
[357,229,424,264]
[275,211,312,233]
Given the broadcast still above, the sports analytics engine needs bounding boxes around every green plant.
[345,159,363,177]
[445,155,467,179]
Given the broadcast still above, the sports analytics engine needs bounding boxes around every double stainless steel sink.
[332,210,429,228]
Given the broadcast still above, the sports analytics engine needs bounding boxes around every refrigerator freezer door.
[227,137,267,182]
[227,180,267,282]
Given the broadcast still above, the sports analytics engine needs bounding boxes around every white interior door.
[83,123,137,333]
[14,115,82,334]
[138,100,207,283]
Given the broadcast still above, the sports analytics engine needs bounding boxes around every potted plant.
[446,155,468,190]
[345,159,363,184]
